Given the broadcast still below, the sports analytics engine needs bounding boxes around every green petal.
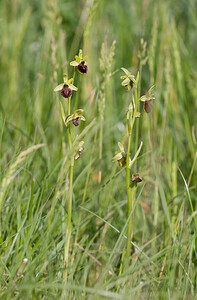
[75,109,84,114]
[65,114,74,126]
[75,55,81,62]
[121,78,130,86]
[111,152,123,162]
[120,75,127,79]
[118,142,125,153]
[54,83,64,92]
[128,75,135,84]
[140,95,147,102]
[70,61,79,66]
[79,116,86,121]
[82,55,88,60]
[63,73,67,83]
[67,79,73,85]
[79,49,83,59]
[121,67,130,75]
[69,84,78,91]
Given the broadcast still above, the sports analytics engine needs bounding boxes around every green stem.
[64,162,74,266]
[134,65,142,173]
[64,67,76,267]
[125,81,138,270]
[64,97,74,267]
[67,98,72,148]
[125,130,132,268]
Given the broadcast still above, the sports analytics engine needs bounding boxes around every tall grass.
[0,0,197,299]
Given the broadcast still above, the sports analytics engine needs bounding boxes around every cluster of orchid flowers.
[120,67,155,114]
[54,49,88,159]
[112,67,155,186]
[54,50,88,101]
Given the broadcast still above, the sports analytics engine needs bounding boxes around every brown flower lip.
[72,117,79,126]
[125,80,134,90]
[118,156,126,167]
[77,61,88,74]
[131,175,143,183]
[144,100,152,113]
[60,86,72,98]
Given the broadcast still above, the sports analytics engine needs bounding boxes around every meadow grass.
[0,0,197,299]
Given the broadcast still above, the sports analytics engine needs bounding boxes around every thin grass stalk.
[70,162,92,267]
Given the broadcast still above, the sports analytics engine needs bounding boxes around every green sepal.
[70,61,79,66]
[140,85,155,102]
[63,73,67,83]
[65,114,73,127]
[120,75,127,79]
[140,95,147,102]
[65,110,86,126]
[82,55,88,60]
[69,84,78,91]
[118,142,125,153]
[54,83,64,92]
[75,109,84,114]
[75,55,81,62]
[79,116,86,121]
[67,78,73,85]
[128,75,136,84]
[79,49,83,59]
[111,152,123,162]
[121,78,130,86]
[121,67,130,75]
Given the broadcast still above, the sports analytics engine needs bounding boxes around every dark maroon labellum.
[77,61,88,74]
[144,100,152,113]
[61,86,72,98]
[72,117,79,126]
[125,80,134,91]
[129,80,134,89]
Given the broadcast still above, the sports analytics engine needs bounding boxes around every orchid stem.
[64,68,76,269]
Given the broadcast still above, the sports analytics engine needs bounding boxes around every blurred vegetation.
[0,0,197,299]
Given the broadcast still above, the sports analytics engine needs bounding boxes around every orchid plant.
[112,67,155,271]
[54,49,88,276]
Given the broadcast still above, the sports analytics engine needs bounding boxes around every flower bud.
[131,174,143,187]
[131,175,142,183]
